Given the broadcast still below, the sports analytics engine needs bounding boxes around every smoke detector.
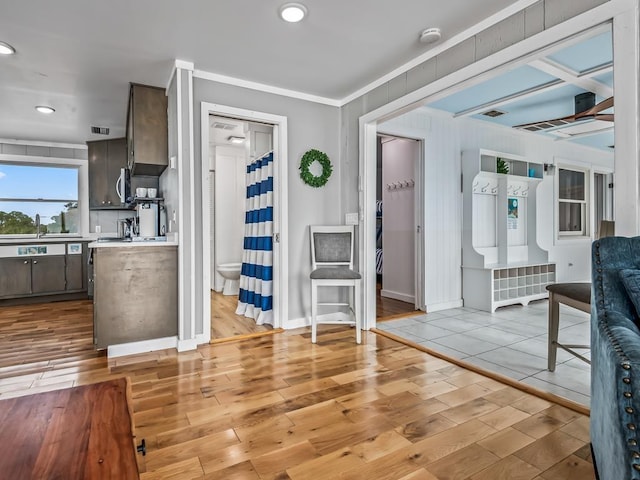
[419,28,441,44]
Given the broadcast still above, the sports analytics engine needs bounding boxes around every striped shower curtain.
[236,151,274,326]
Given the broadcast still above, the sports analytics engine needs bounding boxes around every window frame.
[0,153,89,239]
[556,165,589,238]
[554,160,614,242]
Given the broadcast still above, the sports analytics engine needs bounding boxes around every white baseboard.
[107,336,178,358]
[381,289,415,304]
[425,299,464,312]
[195,332,210,345]
[285,311,351,330]
[177,338,199,352]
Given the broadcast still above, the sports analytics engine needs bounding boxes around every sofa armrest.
[591,309,640,480]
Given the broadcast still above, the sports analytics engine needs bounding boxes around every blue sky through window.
[0,164,78,222]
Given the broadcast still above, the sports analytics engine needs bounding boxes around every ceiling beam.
[529,58,613,98]
[452,79,564,118]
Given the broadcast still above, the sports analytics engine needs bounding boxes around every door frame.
[200,103,288,336]
[376,130,425,311]
[358,0,639,328]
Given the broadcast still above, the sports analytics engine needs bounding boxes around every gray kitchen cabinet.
[88,138,127,209]
[0,257,32,297]
[65,253,86,291]
[0,242,89,301]
[31,256,66,294]
[127,83,168,176]
[93,245,177,348]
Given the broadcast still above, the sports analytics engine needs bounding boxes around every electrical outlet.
[95,225,101,234]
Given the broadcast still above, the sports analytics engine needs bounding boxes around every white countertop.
[88,239,178,248]
[0,236,91,245]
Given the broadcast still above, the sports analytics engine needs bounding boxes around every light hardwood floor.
[0,300,595,479]
[211,290,274,340]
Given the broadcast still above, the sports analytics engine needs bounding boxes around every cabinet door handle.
[23,260,29,264]
[33,260,38,264]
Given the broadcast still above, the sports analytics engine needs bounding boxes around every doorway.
[200,103,289,343]
[376,134,421,320]
[208,116,275,340]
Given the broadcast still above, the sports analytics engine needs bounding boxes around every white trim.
[200,102,289,334]
[107,336,178,358]
[176,70,185,342]
[613,2,640,236]
[175,59,194,71]
[380,290,415,304]
[177,338,199,352]
[359,0,636,329]
[341,0,540,105]
[0,138,87,149]
[187,69,196,341]
[425,299,464,313]
[193,70,341,107]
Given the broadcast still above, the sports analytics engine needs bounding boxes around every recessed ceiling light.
[0,41,16,55]
[279,3,307,22]
[419,28,442,44]
[35,105,55,114]
[228,136,245,144]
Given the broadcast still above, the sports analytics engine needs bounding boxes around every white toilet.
[217,262,242,295]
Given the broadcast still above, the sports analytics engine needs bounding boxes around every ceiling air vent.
[91,126,110,135]
[481,109,506,118]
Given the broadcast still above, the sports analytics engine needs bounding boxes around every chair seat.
[310,267,362,280]
[546,282,591,305]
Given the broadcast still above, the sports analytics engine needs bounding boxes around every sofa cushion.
[619,269,640,320]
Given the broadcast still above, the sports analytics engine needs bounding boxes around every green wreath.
[299,149,332,188]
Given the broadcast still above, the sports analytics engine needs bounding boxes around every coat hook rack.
[386,179,415,190]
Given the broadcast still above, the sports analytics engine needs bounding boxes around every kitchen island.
[89,240,178,352]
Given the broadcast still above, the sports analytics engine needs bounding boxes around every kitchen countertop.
[88,238,178,248]
[0,236,92,245]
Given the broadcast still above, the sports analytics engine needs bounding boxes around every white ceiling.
[0,0,517,145]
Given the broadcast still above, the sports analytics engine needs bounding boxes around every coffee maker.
[137,202,159,238]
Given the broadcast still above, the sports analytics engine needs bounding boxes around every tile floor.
[376,299,591,407]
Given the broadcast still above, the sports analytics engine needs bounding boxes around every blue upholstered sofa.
[591,236,640,480]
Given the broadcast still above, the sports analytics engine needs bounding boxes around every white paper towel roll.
[138,208,156,237]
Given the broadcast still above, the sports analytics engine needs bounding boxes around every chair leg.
[548,292,560,371]
[354,281,361,344]
[311,281,318,343]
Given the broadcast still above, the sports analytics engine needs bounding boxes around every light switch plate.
[345,212,359,225]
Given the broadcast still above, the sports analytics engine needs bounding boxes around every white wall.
[381,107,613,309]
[212,145,245,291]
[381,138,416,303]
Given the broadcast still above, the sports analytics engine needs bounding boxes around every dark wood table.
[0,377,139,479]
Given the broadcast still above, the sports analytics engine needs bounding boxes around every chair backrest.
[310,225,355,270]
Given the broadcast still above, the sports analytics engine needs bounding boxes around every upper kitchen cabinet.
[88,138,127,209]
[127,83,168,176]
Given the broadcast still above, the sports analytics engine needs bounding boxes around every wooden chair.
[309,225,362,344]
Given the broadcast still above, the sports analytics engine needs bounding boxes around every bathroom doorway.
[208,115,276,340]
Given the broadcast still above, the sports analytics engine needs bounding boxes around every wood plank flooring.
[211,290,274,340]
[377,283,418,321]
[0,300,596,480]
[0,299,103,369]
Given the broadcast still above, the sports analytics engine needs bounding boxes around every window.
[557,167,587,237]
[0,163,80,235]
